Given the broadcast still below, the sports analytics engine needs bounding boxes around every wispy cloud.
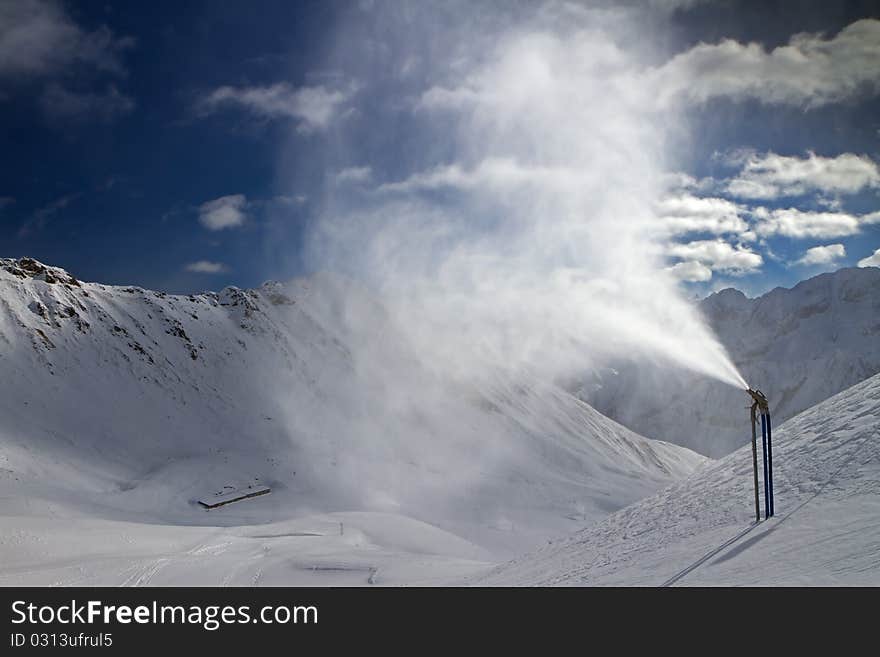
[0,0,134,79]
[335,166,372,184]
[661,172,717,195]
[40,83,134,122]
[198,194,248,231]
[0,0,135,124]
[197,82,354,133]
[185,260,228,274]
[379,158,587,195]
[648,0,711,10]
[266,194,307,206]
[18,192,80,237]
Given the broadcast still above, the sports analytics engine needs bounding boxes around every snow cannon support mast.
[747,388,774,521]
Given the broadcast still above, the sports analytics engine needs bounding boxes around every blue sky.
[1,0,879,296]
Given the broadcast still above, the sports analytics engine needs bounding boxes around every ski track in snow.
[477,371,880,586]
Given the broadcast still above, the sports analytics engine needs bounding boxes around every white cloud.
[335,166,372,184]
[794,243,846,266]
[198,82,353,133]
[858,248,880,268]
[0,0,133,79]
[753,207,861,239]
[185,260,228,274]
[667,239,763,274]
[40,83,134,121]
[862,211,880,225]
[666,260,713,282]
[650,19,880,107]
[198,194,247,231]
[655,194,748,236]
[726,151,880,199]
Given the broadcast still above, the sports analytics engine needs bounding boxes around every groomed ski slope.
[476,371,880,586]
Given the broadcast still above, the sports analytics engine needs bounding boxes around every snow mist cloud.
[299,2,748,393]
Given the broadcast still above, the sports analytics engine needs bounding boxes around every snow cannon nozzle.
[747,388,769,412]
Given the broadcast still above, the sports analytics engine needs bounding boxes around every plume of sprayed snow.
[300,2,748,393]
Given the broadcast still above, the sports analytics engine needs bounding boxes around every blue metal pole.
[750,405,760,523]
[761,413,769,519]
[766,412,774,516]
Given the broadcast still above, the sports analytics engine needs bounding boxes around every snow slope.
[0,258,703,584]
[580,266,880,457]
[478,371,880,586]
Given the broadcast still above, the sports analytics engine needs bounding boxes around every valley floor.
[0,509,493,587]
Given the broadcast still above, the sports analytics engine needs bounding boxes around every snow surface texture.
[580,266,880,457]
[0,258,703,585]
[478,371,880,586]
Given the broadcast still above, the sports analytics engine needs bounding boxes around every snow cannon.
[746,388,774,522]
[747,388,768,412]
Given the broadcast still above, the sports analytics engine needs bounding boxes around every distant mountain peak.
[581,264,880,457]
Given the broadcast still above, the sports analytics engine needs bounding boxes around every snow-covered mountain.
[0,257,704,584]
[579,266,880,457]
[477,369,880,585]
